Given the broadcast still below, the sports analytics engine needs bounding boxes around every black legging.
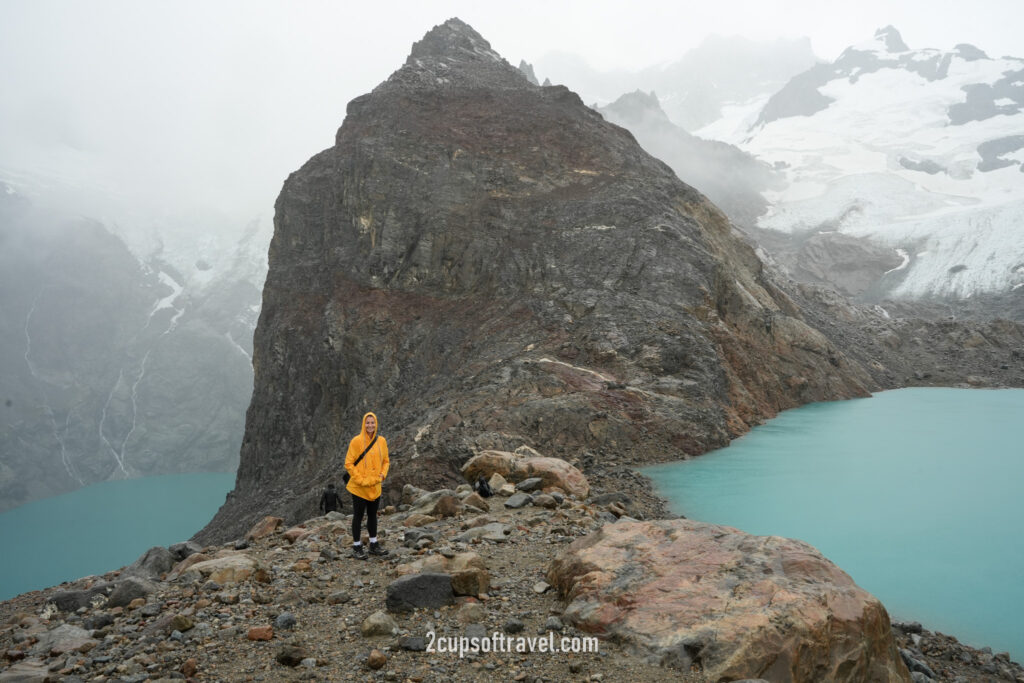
[351,494,380,543]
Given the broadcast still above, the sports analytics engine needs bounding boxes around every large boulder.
[461,451,589,499]
[386,573,455,613]
[184,553,259,584]
[548,519,910,682]
[124,546,175,579]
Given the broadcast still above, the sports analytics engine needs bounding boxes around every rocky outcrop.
[548,519,911,681]
[198,18,894,544]
[461,450,590,498]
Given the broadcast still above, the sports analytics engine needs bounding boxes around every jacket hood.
[361,412,379,440]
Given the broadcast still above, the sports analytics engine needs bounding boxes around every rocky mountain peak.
[407,18,498,62]
[380,18,529,92]
[874,25,909,53]
[601,90,670,126]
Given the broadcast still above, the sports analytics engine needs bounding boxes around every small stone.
[169,615,194,632]
[533,581,551,594]
[455,602,486,624]
[367,648,387,670]
[504,493,533,509]
[503,619,525,634]
[274,612,297,630]
[326,592,350,605]
[181,658,198,677]
[515,477,543,492]
[276,644,310,667]
[247,626,273,641]
[545,616,564,632]
[361,610,399,637]
[400,636,427,651]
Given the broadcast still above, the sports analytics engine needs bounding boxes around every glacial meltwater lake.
[643,387,1024,661]
[0,472,235,601]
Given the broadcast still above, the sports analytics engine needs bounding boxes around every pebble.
[274,612,297,630]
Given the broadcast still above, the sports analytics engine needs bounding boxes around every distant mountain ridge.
[594,89,779,227]
[717,26,1024,306]
[533,34,818,131]
[0,179,262,511]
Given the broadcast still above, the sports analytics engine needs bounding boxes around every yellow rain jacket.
[345,412,389,501]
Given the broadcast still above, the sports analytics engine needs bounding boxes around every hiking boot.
[351,545,368,560]
[368,541,389,556]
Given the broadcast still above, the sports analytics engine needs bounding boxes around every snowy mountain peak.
[734,32,1024,301]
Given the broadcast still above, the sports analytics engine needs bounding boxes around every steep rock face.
[198,19,879,542]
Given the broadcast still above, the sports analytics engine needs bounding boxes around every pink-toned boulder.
[187,554,259,585]
[282,526,307,544]
[461,450,589,499]
[246,516,284,540]
[167,552,211,581]
[548,519,910,682]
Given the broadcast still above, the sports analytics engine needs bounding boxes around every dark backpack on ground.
[474,475,494,498]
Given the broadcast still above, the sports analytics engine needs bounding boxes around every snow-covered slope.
[704,27,1024,300]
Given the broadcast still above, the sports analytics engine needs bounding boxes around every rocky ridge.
[3,450,1021,682]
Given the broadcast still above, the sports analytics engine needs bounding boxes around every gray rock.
[515,477,543,492]
[465,623,487,640]
[49,586,110,612]
[326,592,350,605]
[276,644,310,667]
[403,527,442,547]
[452,523,511,543]
[140,602,162,617]
[533,494,557,509]
[30,624,95,657]
[107,577,157,608]
[361,610,398,637]
[900,648,938,679]
[125,546,177,579]
[503,619,525,634]
[385,573,455,613]
[274,612,297,630]
[504,492,533,509]
[591,492,632,506]
[0,660,54,682]
[544,616,564,632]
[400,635,427,651]
[407,489,458,516]
[910,672,933,683]
[168,541,203,562]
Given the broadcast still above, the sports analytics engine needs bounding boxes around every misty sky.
[2,0,1022,226]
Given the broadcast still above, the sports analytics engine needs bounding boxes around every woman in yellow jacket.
[345,412,389,559]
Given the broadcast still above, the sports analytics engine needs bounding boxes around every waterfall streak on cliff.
[225,332,252,362]
[99,370,131,478]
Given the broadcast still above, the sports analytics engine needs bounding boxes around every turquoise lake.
[643,387,1024,661]
[0,472,235,601]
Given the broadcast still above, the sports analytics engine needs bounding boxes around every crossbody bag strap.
[353,434,378,469]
